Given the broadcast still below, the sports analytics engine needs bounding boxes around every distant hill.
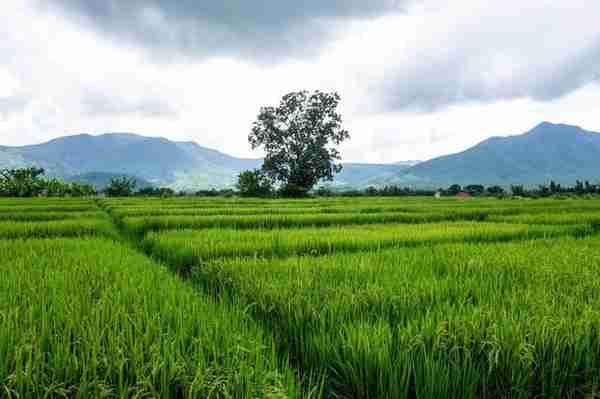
[330,163,414,188]
[4,122,594,190]
[398,122,600,187]
[0,133,412,190]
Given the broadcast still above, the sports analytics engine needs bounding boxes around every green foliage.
[0,167,46,197]
[464,184,485,195]
[487,185,505,195]
[511,184,526,196]
[0,168,96,197]
[447,184,462,195]
[0,238,301,397]
[249,91,350,197]
[194,237,600,397]
[136,186,176,197]
[104,176,137,197]
[236,169,273,197]
[143,222,576,264]
[122,210,489,236]
[8,195,600,397]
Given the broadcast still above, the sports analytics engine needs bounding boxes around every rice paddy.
[3,196,600,398]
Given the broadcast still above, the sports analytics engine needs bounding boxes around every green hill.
[0,133,411,190]
[398,122,600,188]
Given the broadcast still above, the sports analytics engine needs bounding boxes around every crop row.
[0,211,106,222]
[122,210,492,235]
[172,237,600,398]
[143,222,585,263]
[0,238,307,398]
[0,219,117,240]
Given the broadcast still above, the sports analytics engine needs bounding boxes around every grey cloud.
[376,43,600,113]
[369,2,600,113]
[80,90,177,118]
[42,0,411,61]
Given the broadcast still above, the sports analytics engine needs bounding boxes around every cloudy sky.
[1,0,600,163]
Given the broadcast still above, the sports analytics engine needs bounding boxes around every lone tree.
[249,90,350,197]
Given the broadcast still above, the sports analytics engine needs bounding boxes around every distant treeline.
[0,168,96,198]
[2,167,600,198]
[317,180,600,198]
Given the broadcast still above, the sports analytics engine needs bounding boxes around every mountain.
[399,122,600,187]
[64,172,153,191]
[330,163,414,188]
[394,160,421,167]
[0,133,409,190]
[4,122,593,191]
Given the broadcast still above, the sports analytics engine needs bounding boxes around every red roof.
[456,192,472,198]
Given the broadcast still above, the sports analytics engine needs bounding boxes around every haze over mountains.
[1,122,599,190]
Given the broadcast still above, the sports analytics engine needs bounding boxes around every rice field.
[3,196,600,398]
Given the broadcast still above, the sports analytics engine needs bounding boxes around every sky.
[1,0,600,163]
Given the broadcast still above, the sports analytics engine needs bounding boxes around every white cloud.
[1,0,600,165]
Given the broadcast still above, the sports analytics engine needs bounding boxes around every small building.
[456,191,472,198]
[434,191,442,199]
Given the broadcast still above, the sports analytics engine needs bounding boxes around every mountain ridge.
[399,122,600,187]
[0,133,413,190]
[2,122,598,190]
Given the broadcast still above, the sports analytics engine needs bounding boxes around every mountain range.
[1,122,599,190]
[397,122,600,187]
[0,133,414,190]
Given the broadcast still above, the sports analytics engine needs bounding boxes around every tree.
[236,169,273,197]
[249,90,350,197]
[486,185,505,196]
[137,187,175,197]
[511,185,525,196]
[0,167,46,197]
[104,176,137,197]
[464,184,485,196]
[447,184,462,196]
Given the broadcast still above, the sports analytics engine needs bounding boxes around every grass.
[188,237,600,398]
[0,211,106,222]
[0,218,118,239]
[122,210,490,236]
[5,195,600,398]
[488,212,600,226]
[143,222,585,263]
[0,238,306,398]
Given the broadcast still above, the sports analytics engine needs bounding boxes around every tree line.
[2,166,599,199]
[0,168,176,198]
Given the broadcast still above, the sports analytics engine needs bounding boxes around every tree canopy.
[104,176,137,197]
[249,90,350,197]
[0,167,96,197]
[236,169,273,197]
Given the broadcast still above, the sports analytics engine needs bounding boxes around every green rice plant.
[0,218,118,239]
[0,211,106,222]
[123,210,490,236]
[109,204,430,219]
[100,196,443,212]
[0,205,98,213]
[0,198,95,205]
[182,237,600,398]
[0,238,305,398]
[488,212,600,226]
[143,222,582,263]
